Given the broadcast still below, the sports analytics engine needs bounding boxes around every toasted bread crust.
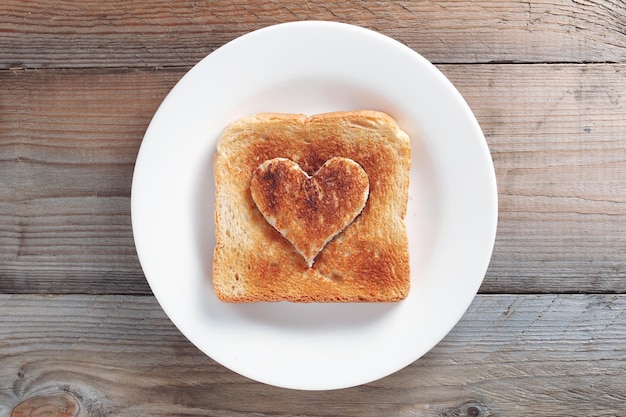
[213,111,411,302]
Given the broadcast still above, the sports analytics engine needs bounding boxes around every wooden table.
[2,1,625,415]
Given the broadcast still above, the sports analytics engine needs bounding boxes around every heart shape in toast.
[250,157,370,267]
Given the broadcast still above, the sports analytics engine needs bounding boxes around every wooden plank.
[1,0,626,69]
[1,64,625,294]
[0,68,183,294]
[0,294,624,415]
[439,63,626,293]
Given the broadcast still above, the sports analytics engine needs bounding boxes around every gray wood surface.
[1,294,624,416]
[443,63,626,294]
[2,0,626,68]
[1,0,625,415]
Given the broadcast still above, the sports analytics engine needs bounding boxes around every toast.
[213,110,411,302]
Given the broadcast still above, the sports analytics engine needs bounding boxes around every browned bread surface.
[250,156,370,268]
[213,110,411,302]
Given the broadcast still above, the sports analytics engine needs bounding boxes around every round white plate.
[131,21,497,390]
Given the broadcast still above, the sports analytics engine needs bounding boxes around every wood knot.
[460,401,488,417]
[439,401,489,417]
[12,392,80,417]
[466,405,481,417]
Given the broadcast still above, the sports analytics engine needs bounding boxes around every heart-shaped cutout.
[250,157,370,267]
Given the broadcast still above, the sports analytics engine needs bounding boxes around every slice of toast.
[213,110,411,302]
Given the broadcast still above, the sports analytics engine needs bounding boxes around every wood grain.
[441,63,626,293]
[1,64,625,294]
[0,294,624,416]
[1,0,626,69]
[0,68,182,294]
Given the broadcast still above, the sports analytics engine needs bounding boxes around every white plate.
[131,21,497,390]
